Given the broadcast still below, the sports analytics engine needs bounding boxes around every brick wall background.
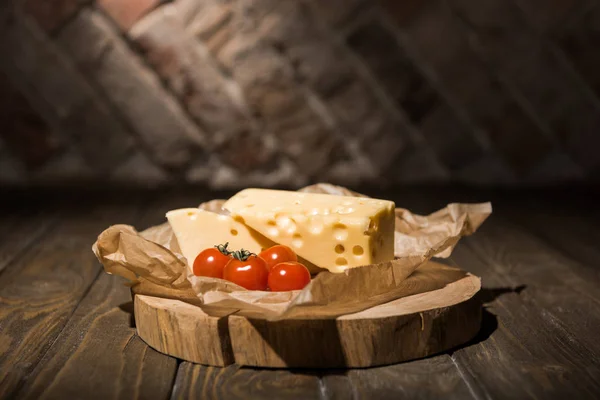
[1,0,599,188]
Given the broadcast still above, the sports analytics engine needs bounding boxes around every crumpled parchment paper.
[93,184,491,320]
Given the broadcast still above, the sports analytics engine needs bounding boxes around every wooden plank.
[171,363,324,400]
[446,216,600,399]
[0,197,144,398]
[466,211,600,357]
[343,356,478,400]
[171,354,478,400]
[378,189,600,398]
[11,194,192,400]
[17,273,177,400]
[0,210,56,274]
[503,204,600,282]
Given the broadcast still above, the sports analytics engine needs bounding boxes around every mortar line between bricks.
[7,54,138,177]
[376,10,493,153]
[443,1,560,148]
[56,5,194,183]
[180,7,313,186]
[444,1,591,174]
[268,55,366,180]
[175,11,283,150]
[90,3,215,168]
[448,0,585,173]
[298,69,378,180]
[13,9,169,179]
[158,3,302,186]
[546,44,600,109]
[127,3,261,149]
[45,0,88,38]
[186,37,257,125]
[0,18,129,176]
[106,1,318,189]
[267,35,379,179]
[189,1,368,183]
[179,22,311,185]
[305,2,450,179]
[508,0,600,110]
[260,2,405,179]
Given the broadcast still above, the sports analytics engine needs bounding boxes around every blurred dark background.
[1,0,599,189]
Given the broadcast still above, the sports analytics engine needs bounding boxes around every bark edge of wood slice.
[134,261,482,368]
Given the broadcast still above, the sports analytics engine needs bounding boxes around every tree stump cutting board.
[134,262,481,368]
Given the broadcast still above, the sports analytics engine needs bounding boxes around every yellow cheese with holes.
[166,208,274,269]
[223,189,395,273]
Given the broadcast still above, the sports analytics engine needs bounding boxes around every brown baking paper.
[93,184,491,320]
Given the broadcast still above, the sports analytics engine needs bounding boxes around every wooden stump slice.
[134,296,234,366]
[134,262,482,368]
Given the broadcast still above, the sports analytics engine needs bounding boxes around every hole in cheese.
[234,216,245,224]
[292,233,303,248]
[230,229,238,236]
[267,220,276,226]
[335,257,348,266]
[335,244,345,254]
[353,246,364,256]
[333,223,348,241]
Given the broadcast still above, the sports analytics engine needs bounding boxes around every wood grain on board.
[135,295,234,367]
[17,273,177,400]
[0,210,56,274]
[0,199,144,398]
[170,352,480,400]
[373,189,600,399]
[171,363,324,400]
[9,195,207,400]
[503,205,600,282]
[134,262,481,368]
[344,356,478,400]
[447,220,600,399]
[1,189,600,399]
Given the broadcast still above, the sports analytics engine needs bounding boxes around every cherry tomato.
[193,248,231,278]
[259,245,298,271]
[268,261,311,292]
[223,256,269,290]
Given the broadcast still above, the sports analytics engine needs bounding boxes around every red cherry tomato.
[223,256,269,290]
[193,248,231,278]
[259,245,298,271]
[268,261,311,292]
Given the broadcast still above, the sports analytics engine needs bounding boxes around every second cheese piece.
[166,208,274,269]
[223,189,395,273]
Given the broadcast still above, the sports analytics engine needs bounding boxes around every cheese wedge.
[223,189,395,273]
[166,208,274,269]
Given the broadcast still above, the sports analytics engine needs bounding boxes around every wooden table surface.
[1,187,599,400]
